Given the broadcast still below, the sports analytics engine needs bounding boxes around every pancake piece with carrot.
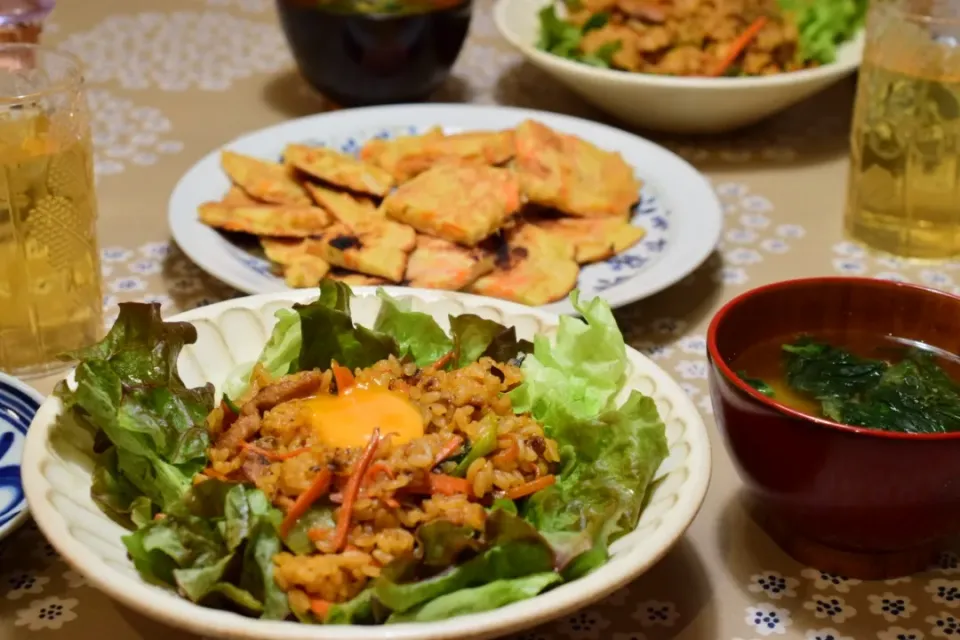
[309,220,416,283]
[198,202,331,237]
[285,144,394,197]
[221,150,311,206]
[531,216,646,264]
[382,164,521,247]
[404,235,495,290]
[468,222,579,305]
[261,238,331,288]
[513,119,641,218]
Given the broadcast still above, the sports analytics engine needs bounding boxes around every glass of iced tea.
[845,0,960,259]
[0,44,102,377]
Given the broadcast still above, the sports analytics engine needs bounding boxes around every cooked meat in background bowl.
[538,0,864,77]
[494,0,866,133]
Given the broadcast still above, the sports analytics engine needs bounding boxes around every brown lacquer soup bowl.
[707,277,960,579]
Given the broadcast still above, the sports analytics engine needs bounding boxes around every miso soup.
[730,331,960,434]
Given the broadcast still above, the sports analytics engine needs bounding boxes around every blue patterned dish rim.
[224,124,673,297]
[0,372,43,541]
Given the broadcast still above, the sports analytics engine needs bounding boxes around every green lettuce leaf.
[91,446,149,526]
[449,314,506,367]
[526,393,667,543]
[224,282,402,399]
[55,303,214,520]
[374,510,554,614]
[386,573,561,623]
[448,315,531,368]
[510,291,627,423]
[537,6,587,61]
[373,290,452,366]
[123,481,289,620]
[509,292,668,553]
[223,285,535,402]
[536,5,620,69]
[482,327,533,364]
[778,0,867,64]
[326,588,384,625]
[295,282,399,372]
[223,308,301,400]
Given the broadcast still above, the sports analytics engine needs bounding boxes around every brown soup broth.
[730,331,960,418]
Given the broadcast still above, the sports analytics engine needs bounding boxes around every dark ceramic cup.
[707,277,960,579]
[276,0,472,106]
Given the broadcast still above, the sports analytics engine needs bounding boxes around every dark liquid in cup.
[276,0,472,106]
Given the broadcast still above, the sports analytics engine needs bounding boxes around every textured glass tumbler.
[844,0,960,259]
[0,44,103,377]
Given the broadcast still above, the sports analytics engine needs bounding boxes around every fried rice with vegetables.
[205,355,560,614]
[58,283,668,625]
[538,0,867,77]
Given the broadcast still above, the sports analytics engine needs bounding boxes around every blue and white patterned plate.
[168,104,722,315]
[0,373,43,541]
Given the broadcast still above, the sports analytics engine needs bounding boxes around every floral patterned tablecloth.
[2,0,959,638]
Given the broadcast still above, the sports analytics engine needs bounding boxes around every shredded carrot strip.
[710,16,767,77]
[427,350,454,371]
[331,360,355,394]
[433,435,463,467]
[240,442,311,462]
[363,461,395,486]
[505,475,556,500]
[310,599,331,620]
[428,474,472,496]
[280,467,333,539]
[384,497,400,509]
[493,435,519,465]
[331,428,381,553]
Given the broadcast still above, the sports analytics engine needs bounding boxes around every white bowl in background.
[493,0,864,134]
[22,287,711,640]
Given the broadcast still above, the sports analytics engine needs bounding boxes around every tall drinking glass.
[844,0,960,259]
[0,45,102,377]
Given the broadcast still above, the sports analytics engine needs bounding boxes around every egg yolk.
[300,386,425,449]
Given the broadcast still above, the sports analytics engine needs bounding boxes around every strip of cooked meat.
[215,371,326,451]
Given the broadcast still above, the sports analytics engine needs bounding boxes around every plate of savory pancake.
[168,104,721,314]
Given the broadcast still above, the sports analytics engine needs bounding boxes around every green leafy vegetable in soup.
[65,283,668,624]
[737,335,960,434]
[737,371,775,397]
[784,338,960,434]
